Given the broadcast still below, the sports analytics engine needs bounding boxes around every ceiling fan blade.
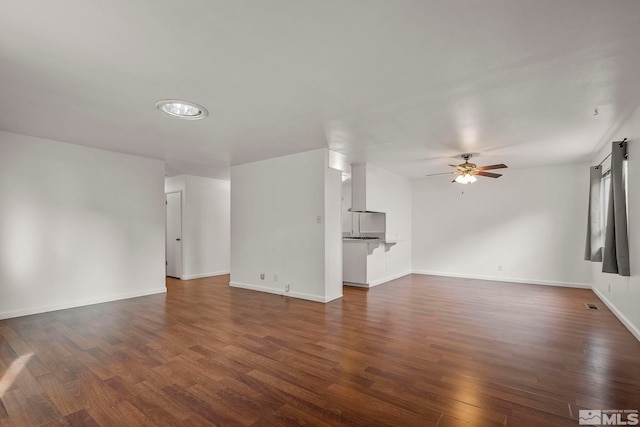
[426,171,456,177]
[476,171,502,178]
[477,164,508,171]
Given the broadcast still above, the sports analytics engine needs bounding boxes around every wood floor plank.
[326,382,440,426]
[35,373,85,417]
[0,388,38,426]
[188,382,261,426]
[438,375,572,418]
[162,383,245,426]
[47,408,100,427]
[25,392,62,425]
[103,376,185,427]
[1,273,640,425]
[131,380,193,421]
[270,403,349,427]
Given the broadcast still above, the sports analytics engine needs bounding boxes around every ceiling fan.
[426,154,508,184]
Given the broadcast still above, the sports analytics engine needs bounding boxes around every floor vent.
[585,303,599,310]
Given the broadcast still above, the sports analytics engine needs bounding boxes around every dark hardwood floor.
[1,274,639,426]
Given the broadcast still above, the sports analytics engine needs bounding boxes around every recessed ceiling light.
[155,99,208,120]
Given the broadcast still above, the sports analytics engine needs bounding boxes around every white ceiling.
[1,1,639,179]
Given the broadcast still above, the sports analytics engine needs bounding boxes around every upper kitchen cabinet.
[351,163,386,213]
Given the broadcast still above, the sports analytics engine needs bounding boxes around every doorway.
[166,191,182,278]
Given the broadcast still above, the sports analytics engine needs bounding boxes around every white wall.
[383,169,413,283]
[0,131,166,319]
[230,149,342,302]
[324,167,343,300]
[590,105,640,341]
[412,163,592,287]
[165,175,230,280]
[342,182,353,236]
[165,175,185,195]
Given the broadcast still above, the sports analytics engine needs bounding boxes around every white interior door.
[166,191,182,278]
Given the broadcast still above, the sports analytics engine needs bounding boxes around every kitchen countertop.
[342,238,397,244]
[343,237,380,241]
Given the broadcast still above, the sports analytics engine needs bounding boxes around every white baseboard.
[591,286,640,342]
[369,271,412,287]
[344,282,369,288]
[325,294,343,303]
[229,281,340,303]
[344,271,412,289]
[181,270,230,280]
[411,270,592,289]
[0,287,167,321]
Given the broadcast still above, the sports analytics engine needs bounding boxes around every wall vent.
[585,303,599,310]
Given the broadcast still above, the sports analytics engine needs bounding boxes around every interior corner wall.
[230,149,340,302]
[590,105,640,341]
[412,163,592,287]
[0,131,166,320]
[165,175,185,195]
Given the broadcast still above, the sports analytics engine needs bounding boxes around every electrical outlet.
[260,273,265,280]
[498,265,503,272]
[316,215,322,224]
[273,274,278,281]
[608,283,611,292]
[285,283,290,292]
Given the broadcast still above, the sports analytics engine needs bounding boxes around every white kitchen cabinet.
[343,239,390,286]
[343,241,369,285]
[366,244,386,285]
[357,212,385,233]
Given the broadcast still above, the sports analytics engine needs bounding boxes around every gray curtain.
[602,141,630,276]
[584,166,603,261]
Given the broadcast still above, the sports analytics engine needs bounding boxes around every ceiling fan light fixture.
[427,154,507,182]
[455,173,477,184]
[156,99,208,120]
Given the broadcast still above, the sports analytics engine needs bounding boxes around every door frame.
[165,190,183,279]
